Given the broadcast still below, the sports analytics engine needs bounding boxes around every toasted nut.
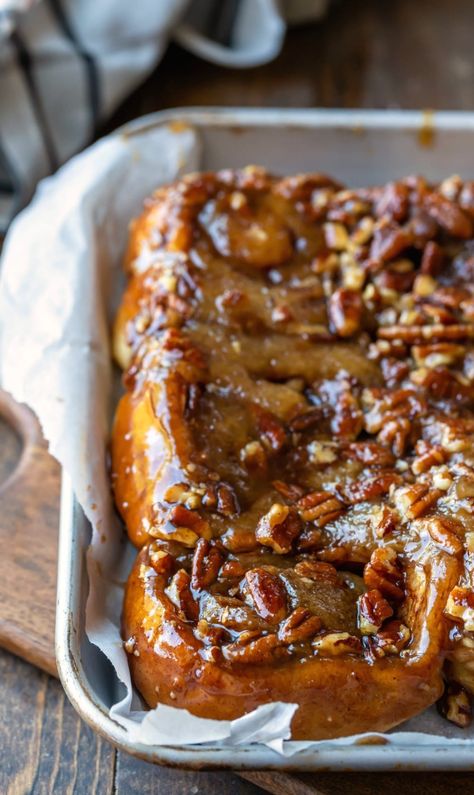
[294,560,339,584]
[364,548,404,602]
[165,569,199,621]
[272,480,304,502]
[377,416,411,457]
[255,503,301,554]
[222,633,278,664]
[393,483,443,520]
[240,440,267,471]
[313,632,362,656]
[379,323,474,344]
[357,589,394,634]
[297,491,345,527]
[278,608,322,644]
[437,681,472,728]
[307,440,338,464]
[445,587,474,631]
[216,483,239,516]
[219,559,245,579]
[420,240,444,275]
[191,539,223,590]
[370,505,399,538]
[365,620,411,658]
[324,222,349,250]
[413,273,437,297]
[411,441,447,475]
[415,517,464,556]
[167,504,211,541]
[412,342,465,369]
[423,191,473,238]
[244,568,287,624]
[148,545,174,575]
[328,288,363,337]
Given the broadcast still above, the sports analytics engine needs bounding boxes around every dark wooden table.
[3,1,474,793]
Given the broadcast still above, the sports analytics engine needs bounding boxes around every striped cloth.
[0,0,328,231]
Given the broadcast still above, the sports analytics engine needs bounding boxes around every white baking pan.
[56,108,474,770]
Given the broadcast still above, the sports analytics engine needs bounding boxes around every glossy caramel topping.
[112,168,474,729]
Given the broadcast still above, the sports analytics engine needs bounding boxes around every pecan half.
[411,441,447,475]
[148,545,174,576]
[167,504,211,543]
[294,560,339,585]
[243,568,287,624]
[165,569,199,621]
[423,192,473,238]
[297,491,345,527]
[393,482,443,520]
[378,323,474,343]
[420,240,444,275]
[377,416,411,457]
[222,632,278,664]
[216,483,240,516]
[364,548,404,601]
[255,503,302,554]
[253,405,287,452]
[191,539,223,590]
[370,505,399,538]
[437,681,472,728]
[416,516,464,556]
[357,589,394,634]
[278,608,322,644]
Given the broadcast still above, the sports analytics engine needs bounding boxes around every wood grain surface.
[3,0,474,792]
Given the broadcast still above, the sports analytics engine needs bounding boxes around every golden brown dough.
[111,168,474,737]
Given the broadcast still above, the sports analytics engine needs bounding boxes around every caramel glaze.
[111,168,474,738]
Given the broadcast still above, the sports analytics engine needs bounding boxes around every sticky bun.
[111,168,474,738]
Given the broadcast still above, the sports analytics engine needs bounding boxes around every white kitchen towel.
[0,0,329,231]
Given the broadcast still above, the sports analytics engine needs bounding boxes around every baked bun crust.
[112,168,474,737]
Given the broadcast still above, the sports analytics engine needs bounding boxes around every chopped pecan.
[412,342,465,369]
[362,387,425,434]
[219,559,245,579]
[423,192,473,238]
[278,608,322,644]
[191,539,223,590]
[357,589,394,634]
[216,483,239,516]
[375,181,409,222]
[255,503,302,554]
[364,548,404,601]
[328,288,363,337]
[252,405,287,452]
[416,516,464,556]
[307,440,338,464]
[199,593,268,631]
[313,631,362,656]
[343,472,400,504]
[377,416,411,457]
[378,323,474,344]
[370,505,399,538]
[148,545,174,576]
[445,587,474,631]
[272,480,304,502]
[324,221,349,250]
[344,441,395,467]
[437,681,472,728]
[243,568,287,624]
[288,407,324,432]
[167,504,211,543]
[370,221,412,262]
[222,632,278,664]
[294,560,339,584]
[420,240,444,275]
[411,441,447,475]
[165,569,199,621]
[393,482,443,520]
[240,440,267,472]
[297,491,345,527]
[364,620,411,659]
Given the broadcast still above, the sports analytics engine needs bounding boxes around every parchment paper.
[0,119,472,754]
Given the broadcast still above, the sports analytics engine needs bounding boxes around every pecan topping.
[243,568,287,624]
[191,539,223,590]
[420,240,444,275]
[445,587,474,631]
[437,681,472,728]
[297,491,345,527]
[393,482,443,520]
[423,192,473,238]
[411,441,447,475]
[222,633,279,664]
[253,406,287,453]
[379,323,474,343]
[167,504,211,542]
[272,480,304,502]
[364,620,411,659]
[255,503,302,554]
[165,569,199,621]
[294,560,339,585]
[358,589,394,635]
[370,505,399,538]
[328,288,363,337]
[313,632,362,656]
[148,545,174,576]
[416,516,464,556]
[216,483,240,516]
[364,548,404,602]
[377,416,411,457]
[278,608,322,644]
[343,472,400,504]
